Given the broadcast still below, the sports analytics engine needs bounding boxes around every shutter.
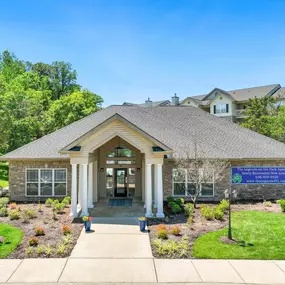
[226,104,229,113]
[214,105,216,114]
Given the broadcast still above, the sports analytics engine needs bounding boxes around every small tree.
[224,187,237,240]
[174,144,230,209]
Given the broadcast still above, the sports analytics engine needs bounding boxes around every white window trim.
[172,169,214,197]
[25,168,67,197]
[215,103,228,114]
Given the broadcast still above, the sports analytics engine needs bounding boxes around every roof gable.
[203,88,234,102]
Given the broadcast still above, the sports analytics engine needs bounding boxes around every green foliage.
[0,50,103,155]
[0,207,8,217]
[152,236,189,258]
[170,225,181,236]
[193,211,285,259]
[23,208,37,219]
[0,224,23,258]
[157,229,168,239]
[184,203,194,217]
[263,201,272,207]
[0,163,8,187]
[56,242,66,255]
[201,205,215,220]
[62,196,71,206]
[28,237,39,246]
[218,199,229,212]
[175,197,184,206]
[0,197,9,208]
[167,196,175,203]
[45,198,53,207]
[8,209,20,220]
[168,201,182,214]
[34,226,45,236]
[214,208,224,220]
[277,200,285,212]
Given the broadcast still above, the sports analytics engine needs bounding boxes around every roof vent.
[171,93,179,105]
[145,97,153,107]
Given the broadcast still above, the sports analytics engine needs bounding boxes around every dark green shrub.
[175,198,184,206]
[169,203,182,214]
[157,229,168,239]
[167,196,175,203]
[0,207,8,217]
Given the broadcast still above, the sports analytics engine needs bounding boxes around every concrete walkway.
[1,221,285,284]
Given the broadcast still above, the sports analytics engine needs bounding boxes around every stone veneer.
[9,160,71,202]
[162,159,285,202]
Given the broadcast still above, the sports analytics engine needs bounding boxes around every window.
[214,104,229,114]
[106,145,135,158]
[173,169,214,197]
[106,160,136,165]
[26,169,67,196]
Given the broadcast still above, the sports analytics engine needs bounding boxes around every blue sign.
[232,167,285,184]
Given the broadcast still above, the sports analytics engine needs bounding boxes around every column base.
[145,212,154,218]
[88,204,94,209]
[156,212,165,218]
[80,212,89,217]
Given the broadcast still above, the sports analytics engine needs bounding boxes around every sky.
[1,0,285,106]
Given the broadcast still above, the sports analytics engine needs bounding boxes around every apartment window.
[214,104,229,114]
[26,169,67,196]
[173,169,214,197]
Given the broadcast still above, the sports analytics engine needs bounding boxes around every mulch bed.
[148,202,281,258]
[0,203,82,258]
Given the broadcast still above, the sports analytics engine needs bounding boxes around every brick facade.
[9,160,71,202]
[162,159,285,202]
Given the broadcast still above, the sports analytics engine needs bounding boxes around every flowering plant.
[82,216,89,222]
[139,216,147,221]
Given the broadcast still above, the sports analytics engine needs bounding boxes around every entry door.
[114,168,127,197]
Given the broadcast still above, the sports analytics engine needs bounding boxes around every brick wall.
[9,160,71,202]
[163,159,285,202]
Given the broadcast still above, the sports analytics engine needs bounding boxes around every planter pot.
[84,220,92,232]
[139,220,147,232]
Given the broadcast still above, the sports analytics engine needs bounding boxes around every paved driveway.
[70,217,153,258]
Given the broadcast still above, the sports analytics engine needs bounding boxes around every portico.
[64,117,169,218]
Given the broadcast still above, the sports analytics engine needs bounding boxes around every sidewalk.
[1,258,285,284]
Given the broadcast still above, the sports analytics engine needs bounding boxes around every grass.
[0,162,8,188]
[0,224,23,258]
[193,211,285,259]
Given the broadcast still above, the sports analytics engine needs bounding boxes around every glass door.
[114,168,127,197]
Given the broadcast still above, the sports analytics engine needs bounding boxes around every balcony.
[236,109,248,118]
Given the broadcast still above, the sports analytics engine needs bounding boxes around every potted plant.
[138,216,147,232]
[82,216,93,232]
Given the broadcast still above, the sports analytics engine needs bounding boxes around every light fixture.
[137,168,140,173]
[100,168,104,172]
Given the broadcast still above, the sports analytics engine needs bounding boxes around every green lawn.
[0,162,8,188]
[0,224,23,258]
[193,211,285,259]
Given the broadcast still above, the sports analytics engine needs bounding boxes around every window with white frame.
[26,169,67,196]
[173,169,214,197]
[214,104,229,114]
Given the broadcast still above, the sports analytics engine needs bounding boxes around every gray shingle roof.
[122,100,170,107]
[272,87,285,99]
[2,105,285,160]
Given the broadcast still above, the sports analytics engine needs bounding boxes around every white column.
[145,163,152,217]
[78,164,83,209]
[94,161,98,202]
[155,164,165,218]
[81,163,89,216]
[70,164,78,217]
[88,162,93,208]
[154,165,158,208]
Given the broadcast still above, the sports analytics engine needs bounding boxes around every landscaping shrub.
[34,226,45,236]
[0,197,9,208]
[263,201,272,207]
[8,203,18,210]
[175,198,184,206]
[0,207,8,217]
[218,199,229,212]
[23,208,37,219]
[62,196,71,206]
[170,225,181,236]
[156,224,167,231]
[167,196,175,203]
[157,229,168,239]
[184,203,194,217]
[201,205,215,220]
[63,225,72,235]
[187,216,193,226]
[8,209,20,220]
[45,198,53,207]
[28,237,39,246]
[214,208,224,220]
[168,202,182,214]
[56,243,66,255]
[277,200,285,212]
